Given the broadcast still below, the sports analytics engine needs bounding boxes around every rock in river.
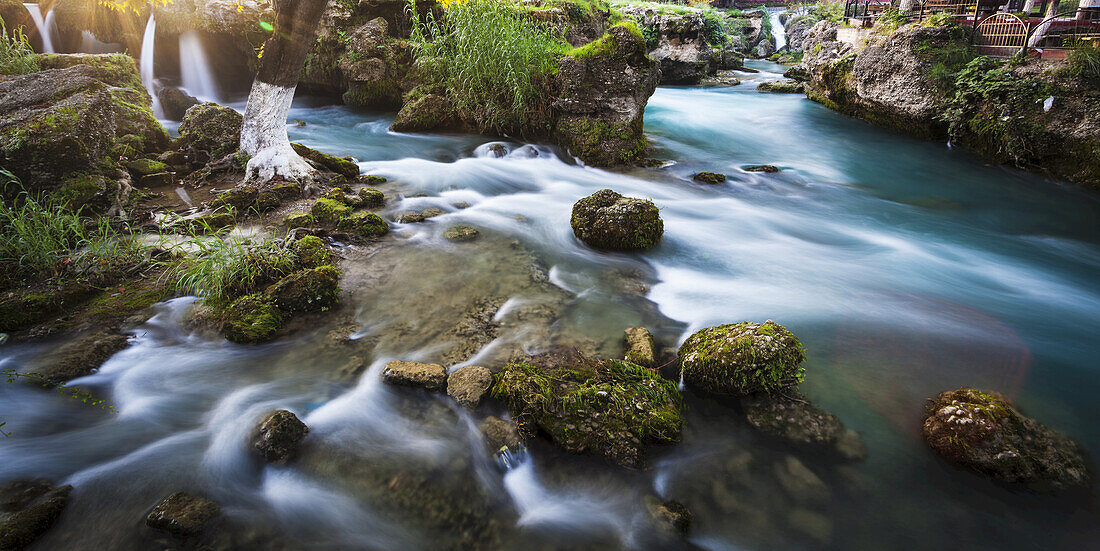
[0,479,72,551]
[146,491,220,538]
[251,410,310,464]
[623,326,657,368]
[742,391,866,461]
[447,365,492,409]
[381,360,447,392]
[922,388,1092,492]
[679,321,805,396]
[570,189,663,251]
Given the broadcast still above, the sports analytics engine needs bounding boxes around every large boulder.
[158,86,201,121]
[619,6,715,84]
[551,22,660,166]
[33,330,130,385]
[0,55,166,193]
[922,388,1092,492]
[678,321,805,396]
[570,189,663,251]
[178,102,243,158]
[491,349,682,468]
[146,491,220,538]
[251,409,310,464]
[0,479,72,551]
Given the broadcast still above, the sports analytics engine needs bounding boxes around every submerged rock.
[178,102,242,159]
[251,410,310,464]
[570,189,663,251]
[479,416,523,451]
[623,326,657,368]
[146,491,220,538]
[34,330,130,385]
[692,171,726,184]
[446,365,492,410]
[491,349,682,467]
[744,164,780,173]
[757,79,804,93]
[645,496,692,536]
[443,226,479,242]
[381,360,447,392]
[741,391,866,461]
[0,479,72,551]
[396,208,446,224]
[922,388,1092,492]
[678,321,805,396]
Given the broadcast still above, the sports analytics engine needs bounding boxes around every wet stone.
[381,360,447,392]
[396,208,446,224]
[443,226,479,242]
[692,171,727,184]
[0,479,72,551]
[744,165,780,173]
[623,326,657,368]
[251,410,310,464]
[446,365,492,409]
[146,491,220,538]
[480,417,523,451]
[741,391,866,461]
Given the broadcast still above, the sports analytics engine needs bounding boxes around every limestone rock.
[179,102,243,158]
[381,360,447,392]
[623,326,657,368]
[480,416,522,451]
[251,409,310,464]
[446,365,492,409]
[570,189,663,251]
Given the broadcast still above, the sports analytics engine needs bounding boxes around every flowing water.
[179,30,222,103]
[22,3,55,54]
[2,62,1099,550]
[770,8,787,51]
[140,15,164,118]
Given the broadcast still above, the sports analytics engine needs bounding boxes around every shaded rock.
[679,320,805,396]
[443,226,479,242]
[265,266,340,313]
[783,64,811,81]
[758,79,804,93]
[744,164,780,173]
[491,349,682,468]
[922,388,1092,492]
[0,479,72,551]
[178,102,242,158]
[396,208,445,224]
[381,360,447,392]
[285,211,315,229]
[645,496,691,536]
[337,211,389,238]
[292,235,334,269]
[787,507,833,545]
[212,185,258,210]
[623,326,657,368]
[251,409,310,464]
[145,491,220,538]
[157,86,200,121]
[742,391,866,461]
[570,189,663,251]
[480,416,522,451]
[126,158,169,176]
[291,143,359,178]
[391,93,467,133]
[446,365,492,409]
[619,7,715,84]
[221,294,285,344]
[692,171,726,184]
[357,174,387,185]
[35,331,130,385]
[775,455,829,504]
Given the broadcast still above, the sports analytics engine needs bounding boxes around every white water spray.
[770,9,788,51]
[23,3,55,53]
[179,30,221,102]
[140,15,164,118]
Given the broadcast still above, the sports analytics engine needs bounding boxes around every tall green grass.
[167,230,299,305]
[407,0,567,133]
[1066,43,1100,84]
[0,16,39,76]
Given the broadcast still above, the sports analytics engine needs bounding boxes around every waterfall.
[770,9,788,51]
[140,15,164,118]
[80,31,122,54]
[22,3,55,53]
[179,31,221,102]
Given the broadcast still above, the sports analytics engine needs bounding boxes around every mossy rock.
[125,158,168,176]
[692,171,726,184]
[179,103,243,158]
[922,388,1092,492]
[212,185,258,210]
[254,190,282,212]
[757,79,805,93]
[291,143,360,179]
[678,321,806,396]
[284,211,315,229]
[491,349,682,468]
[357,174,387,185]
[310,197,353,224]
[357,186,384,208]
[264,265,340,313]
[337,211,389,237]
[0,479,72,551]
[0,283,98,332]
[185,210,236,233]
[271,180,302,199]
[292,236,333,268]
[570,189,663,251]
[222,294,285,344]
[443,226,479,242]
[744,165,780,173]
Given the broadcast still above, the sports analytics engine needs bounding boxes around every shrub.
[407,0,568,134]
[1065,43,1100,84]
[0,17,38,76]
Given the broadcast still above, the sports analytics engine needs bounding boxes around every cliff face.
[797,22,1100,189]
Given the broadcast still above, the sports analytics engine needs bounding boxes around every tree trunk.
[1028,0,1061,47]
[240,0,329,183]
[1022,0,1037,15]
[899,0,917,14]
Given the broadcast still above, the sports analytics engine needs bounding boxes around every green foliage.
[167,231,301,307]
[2,368,117,436]
[1065,43,1100,84]
[792,0,843,23]
[0,16,38,76]
[876,7,908,34]
[919,12,957,28]
[700,10,729,47]
[407,0,568,134]
[914,35,977,89]
[0,191,145,286]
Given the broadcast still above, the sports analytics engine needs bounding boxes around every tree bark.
[1028,0,1062,47]
[1022,0,1037,15]
[239,0,329,183]
[899,0,918,14]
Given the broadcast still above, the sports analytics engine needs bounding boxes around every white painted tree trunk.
[1027,0,1062,47]
[899,0,917,13]
[1022,0,1037,15]
[240,81,313,183]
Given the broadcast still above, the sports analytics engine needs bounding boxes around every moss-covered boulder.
[212,185,258,211]
[692,171,726,184]
[570,189,663,251]
[391,92,467,133]
[0,479,72,551]
[222,294,285,344]
[491,349,682,467]
[179,102,243,158]
[251,409,310,464]
[292,235,333,268]
[311,197,353,224]
[290,143,360,178]
[126,158,169,176]
[337,211,389,238]
[758,79,805,93]
[678,321,806,396]
[623,326,657,368]
[357,186,384,208]
[922,388,1092,492]
[265,265,340,313]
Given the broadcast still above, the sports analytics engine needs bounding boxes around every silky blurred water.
[2,61,1098,550]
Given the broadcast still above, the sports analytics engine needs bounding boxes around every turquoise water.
[1,61,1097,549]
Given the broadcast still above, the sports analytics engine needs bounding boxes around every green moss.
[222,294,285,344]
[284,211,316,230]
[337,211,389,237]
[54,174,108,210]
[310,197,353,224]
[443,225,479,241]
[290,143,360,179]
[692,171,726,184]
[357,187,384,208]
[35,53,145,93]
[126,158,168,176]
[83,286,173,320]
[292,235,333,268]
[265,265,340,313]
[358,175,387,185]
[678,321,806,395]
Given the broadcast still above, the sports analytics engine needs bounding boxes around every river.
[2,61,1098,550]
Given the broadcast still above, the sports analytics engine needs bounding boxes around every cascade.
[179,30,221,102]
[22,3,55,53]
[140,15,164,118]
